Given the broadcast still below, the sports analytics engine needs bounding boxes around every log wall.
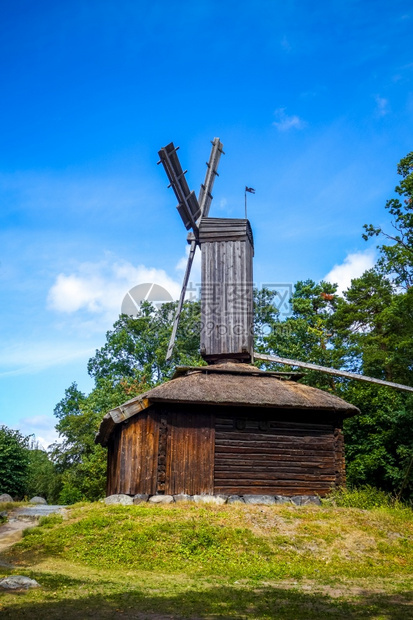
[214,408,342,496]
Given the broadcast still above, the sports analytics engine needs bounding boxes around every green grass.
[0,501,29,512]
[321,485,405,510]
[1,501,412,618]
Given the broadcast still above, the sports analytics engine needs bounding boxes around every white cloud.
[324,250,376,295]
[47,258,183,318]
[273,108,306,131]
[375,95,389,117]
[18,415,59,450]
[48,273,102,313]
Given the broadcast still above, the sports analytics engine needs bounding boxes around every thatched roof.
[95,362,359,446]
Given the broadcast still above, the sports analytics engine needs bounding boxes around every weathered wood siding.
[199,219,254,362]
[334,425,346,487]
[165,408,215,496]
[107,405,215,497]
[106,403,345,497]
[214,408,342,496]
[106,409,160,496]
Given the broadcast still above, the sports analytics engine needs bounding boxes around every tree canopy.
[363,151,413,289]
[0,426,30,498]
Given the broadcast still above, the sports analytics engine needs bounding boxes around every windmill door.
[165,408,215,496]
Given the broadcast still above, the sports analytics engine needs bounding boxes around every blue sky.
[1,0,412,447]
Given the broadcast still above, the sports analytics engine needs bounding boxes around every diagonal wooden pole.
[254,352,413,394]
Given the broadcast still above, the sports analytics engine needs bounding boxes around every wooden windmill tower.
[95,138,413,502]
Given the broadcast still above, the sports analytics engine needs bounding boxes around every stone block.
[193,495,227,504]
[173,494,193,502]
[0,576,40,590]
[227,495,245,504]
[0,494,13,503]
[274,495,292,504]
[148,495,174,504]
[243,495,275,505]
[301,495,321,506]
[133,494,149,504]
[104,494,133,505]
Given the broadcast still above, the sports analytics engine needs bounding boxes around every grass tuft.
[321,485,403,510]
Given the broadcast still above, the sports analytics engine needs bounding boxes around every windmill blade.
[198,137,224,219]
[165,138,224,361]
[158,142,201,231]
[254,352,413,394]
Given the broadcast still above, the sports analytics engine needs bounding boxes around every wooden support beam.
[254,352,413,394]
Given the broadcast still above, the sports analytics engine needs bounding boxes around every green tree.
[363,151,413,289]
[50,377,147,502]
[334,270,413,385]
[334,151,413,499]
[0,426,29,498]
[342,385,413,499]
[258,279,344,390]
[26,445,62,503]
[88,300,202,385]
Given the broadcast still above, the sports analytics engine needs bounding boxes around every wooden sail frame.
[158,138,224,360]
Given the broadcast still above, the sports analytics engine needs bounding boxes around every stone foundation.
[104,493,321,506]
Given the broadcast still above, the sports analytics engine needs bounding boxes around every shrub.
[323,485,396,509]
[58,483,84,505]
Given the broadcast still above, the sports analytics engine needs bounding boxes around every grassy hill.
[1,498,412,619]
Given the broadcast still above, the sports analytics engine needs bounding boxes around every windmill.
[158,138,413,394]
[96,138,412,500]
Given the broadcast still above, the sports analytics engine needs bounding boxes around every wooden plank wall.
[200,222,254,362]
[106,409,160,496]
[165,408,215,496]
[214,409,339,496]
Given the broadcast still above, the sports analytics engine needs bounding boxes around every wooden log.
[215,437,334,448]
[214,485,332,495]
[215,418,334,431]
[214,471,336,481]
[215,461,335,470]
[215,445,336,456]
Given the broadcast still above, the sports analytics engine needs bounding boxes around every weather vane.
[245,186,255,218]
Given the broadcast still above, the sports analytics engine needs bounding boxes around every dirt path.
[0,505,66,560]
[0,520,27,551]
[0,518,31,568]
